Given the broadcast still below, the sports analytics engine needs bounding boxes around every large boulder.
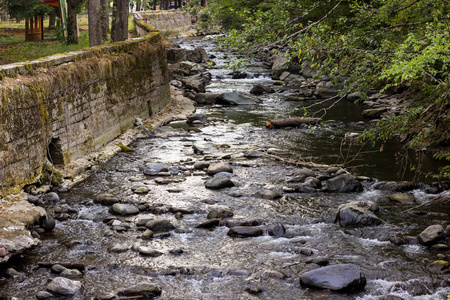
[250,85,275,95]
[300,264,366,292]
[335,201,383,227]
[417,225,445,246]
[326,174,363,193]
[186,47,209,63]
[144,163,170,176]
[272,52,290,80]
[193,93,221,105]
[207,162,233,175]
[217,92,261,105]
[205,176,235,190]
[227,226,264,238]
[145,219,176,232]
[109,204,139,216]
[47,277,82,296]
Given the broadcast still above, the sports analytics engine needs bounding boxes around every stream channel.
[0,36,449,299]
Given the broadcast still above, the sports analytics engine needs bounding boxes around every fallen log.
[265,117,323,129]
[263,152,343,169]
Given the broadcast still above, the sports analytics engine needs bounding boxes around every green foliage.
[212,0,450,179]
[225,57,248,71]
[116,142,131,152]
[0,0,53,21]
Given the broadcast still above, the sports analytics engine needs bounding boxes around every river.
[0,36,448,300]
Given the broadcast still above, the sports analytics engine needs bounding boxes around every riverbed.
[0,36,448,300]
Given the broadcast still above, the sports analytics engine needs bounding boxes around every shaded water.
[0,37,448,299]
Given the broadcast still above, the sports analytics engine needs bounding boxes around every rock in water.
[109,204,139,216]
[205,176,235,190]
[217,91,261,105]
[207,162,233,175]
[418,225,445,246]
[227,226,264,238]
[335,201,382,227]
[117,283,162,299]
[145,219,176,232]
[326,174,363,193]
[300,264,366,292]
[47,277,82,295]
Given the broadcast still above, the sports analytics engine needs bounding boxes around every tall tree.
[48,7,56,29]
[100,0,109,40]
[88,0,102,46]
[111,0,129,42]
[66,0,84,44]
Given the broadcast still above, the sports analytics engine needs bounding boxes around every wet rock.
[304,178,321,189]
[205,176,235,190]
[335,201,382,227]
[362,107,388,118]
[254,189,282,200]
[296,168,316,177]
[196,218,220,229]
[187,114,208,124]
[207,207,234,219]
[144,163,170,176]
[315,81,342,99]
[139,229,154,240]
[110,244,129,253]
[47,277,82,296]
[300,264,366,292]
[138,246,163,257]
[244,149,262,158]
[245,286,263,294]
[169,248,184,255]
[231,71,250,79]
[193,93,221,105]
[117,283,162,299]
[182,74,207,93]
[194,160,211,169]
[326,174,363,193]
[217,91,261,105]
[207,162,233,175]
[267,224,286,237]
[27,194,40,204]
[94,194,119,206]
[347,92,363,102]
[379,295,405,300]
[145,219,176,232]
[51,264,67,274]
[227,226,264,238]
[299,248,314,256]
[213,172,234,178]
[6,267,20,277]
[43,192,60,202]
[193,141,214,154]
[42,215,56,232]
[389,234,409,246]
[272,52,290,80]
[388,193,415,204]
[134,186,149,194]
[374,181,423,192]
[60,268,83,279]
[430,244,450,251]
[326,167,342,174]
[36,291,54,299]
[250,85,275,95]
[418,225,445,246]
[109,204,139,216]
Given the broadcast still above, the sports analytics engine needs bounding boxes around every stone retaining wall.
[0,27,170,197]
[133,11,193,33]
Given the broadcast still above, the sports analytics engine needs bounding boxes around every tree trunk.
[67,0,83,44]
[136,0,141,11]
[88,0,102,46]
[111,0,129,42]
[100,0,109,40]
[265,117,323,129]
[48,8,56,29]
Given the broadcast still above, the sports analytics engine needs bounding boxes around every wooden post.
[41,15,44,40]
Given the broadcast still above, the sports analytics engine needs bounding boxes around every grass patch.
[0,34,24,45]
[0,31,90,63]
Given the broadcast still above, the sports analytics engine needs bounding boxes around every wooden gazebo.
[26,0,67,41]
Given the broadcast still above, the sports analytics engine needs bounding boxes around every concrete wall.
[0,28,170,197]
[133,11,192,33]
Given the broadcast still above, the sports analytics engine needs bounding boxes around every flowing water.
[0,37,448,299]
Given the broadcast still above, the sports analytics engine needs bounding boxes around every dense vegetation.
[199,0,450,179]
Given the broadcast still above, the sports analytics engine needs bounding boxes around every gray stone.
[51,264,67,274]
[193,142,214,154]
[138,246,163,257]
[335,201,383,227]
[347,92,363,102]
[134,186,149,194]
[196,218,220,229]
[205,176,235,190]
[326,174,363,193]
[194,160,211,169]
[362,107,388,118]
[244,150,262,158]
[272,52,290,80]
[207,207,234,219]
[388,193,415,204]
[109,204,140,216]
[295,168,316,177]
[94,194,119,206]
[140,229,154,239]
[267,224,286,237]
[315,81,342,99]
[213,172,234,178]
[187,114,208,124]
[145,219,176,232]
[227,226,264,238]
[254,189,282,200]
[36,291,54,299]
[110,244,129,253]
[300,264,366,291]
[117,283,162,299]
[60,268,83,279]
[43,192,59,202]
[144,163,170,176]
[250,85,275,95]
[326,167,341,174]
[47,277,82,296]
[418,225,445,246]
[208,162,233,175]
[193,93,221,105]
[217,91,261,106]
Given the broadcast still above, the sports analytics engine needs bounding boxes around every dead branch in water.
[266,117,323,129]
[404,191,450,212]
[262,151,343,169]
